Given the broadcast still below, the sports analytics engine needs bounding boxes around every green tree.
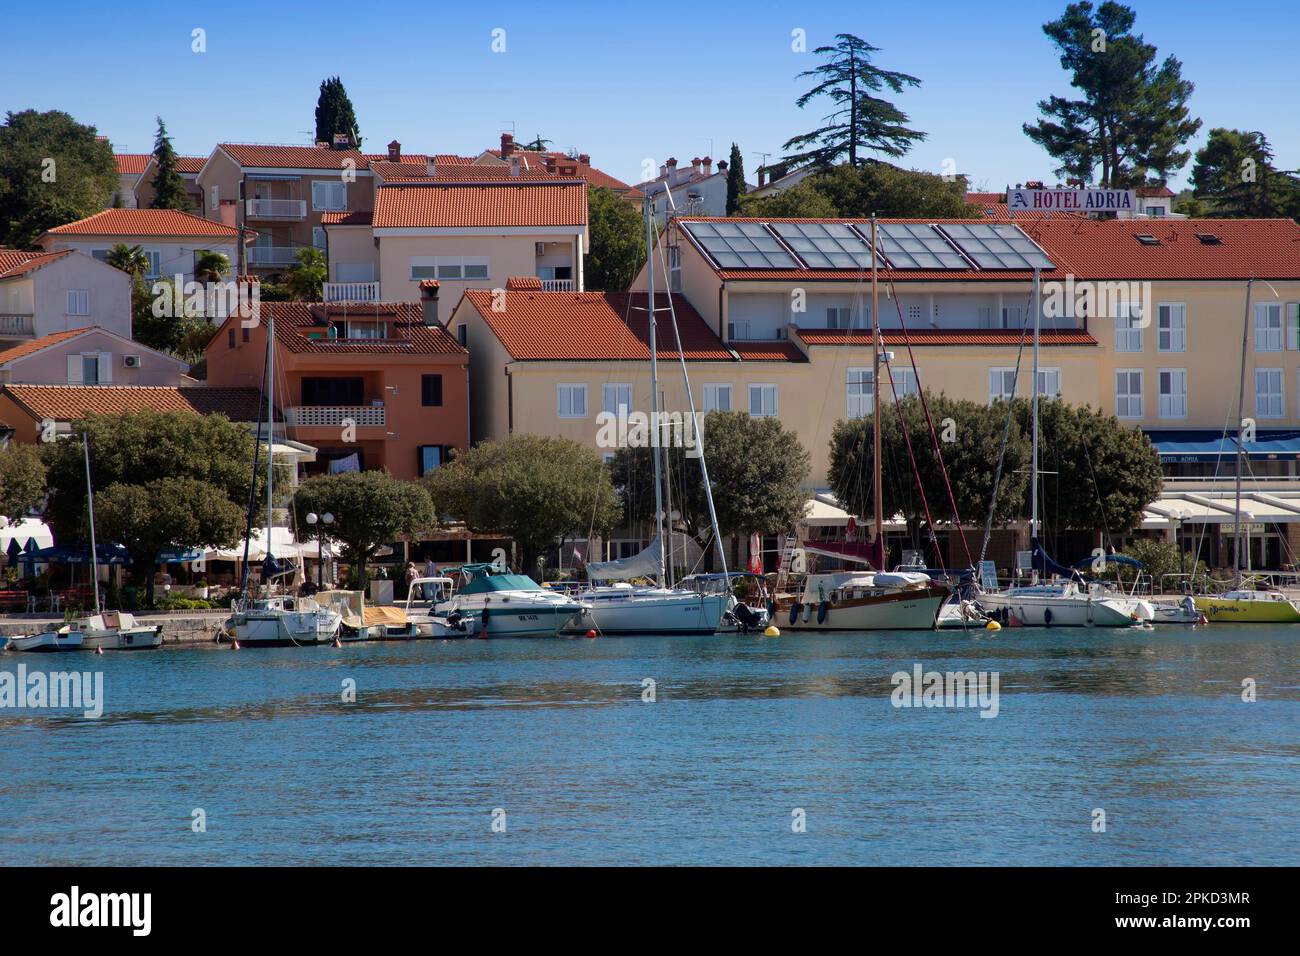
[609,411,810,570]
[521,134,553,152]
[783,33,925,168]
[427,435,621,578]
[292,470,436,587]
[285,247,327,300]
[194,250,231,283]
[147,117,192,211]
[104,242,150,280]
[314,76,361,147]
[0,109,117,248]
[725,143,746,215]
[1023,2,1201,187]
[740,162,976,219]
[1189,128,1300,219]
[95,477,245,605]
[0,443,47,522]
[584,186,645,291]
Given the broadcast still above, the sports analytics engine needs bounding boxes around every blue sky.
[3,1,1296,191]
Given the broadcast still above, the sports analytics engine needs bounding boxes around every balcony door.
[301,377,364,406]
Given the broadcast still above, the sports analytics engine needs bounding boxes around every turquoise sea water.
[1,626,1297,866]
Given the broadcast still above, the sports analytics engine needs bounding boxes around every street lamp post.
[305,512,334,590]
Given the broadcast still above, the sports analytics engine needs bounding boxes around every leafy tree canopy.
[584,186,645,292]
[0,109,117,248]
[426,435,621,578]
[0,443,47,523]
[292,470,436,585]
[285,247,327,300]
[147,116,193,211]
[1023,2,1200,187]
[783,33,925,168]
[1189,128,1300,219]
[314,76,361,147]
[739,162,976,219]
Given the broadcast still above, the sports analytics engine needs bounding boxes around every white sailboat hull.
[228,608,342,646]
[560,590,728,636]
[978,590,1142,627]
[779,587,948,631]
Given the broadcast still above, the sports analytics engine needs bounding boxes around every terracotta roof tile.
[731,341,807,361]
[462,290,739,361]
[114,153,152,175]
[427,165,558,182]
[434,154,476,166]
[373,182,587,229]
[0,248,44,273]
[1,385,263,421]
[44,209,241,239]
[369,161,433,181]
[320,210,372,226]
[0,328,95,363]
[794,327,1098,347]
[0,250,73,280]
[219,143,370,170]
[223,301,466,355]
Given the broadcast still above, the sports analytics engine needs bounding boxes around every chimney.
[758,166,767,188]
[702,156,713,176]
[509,155,521,177]
[315,141,330,149]
[543,155,557,173]
[691,157,702,176]
[427,157,437,176]
[218,198,238,228]
[718,160,728,173]
[419,280,441,326]
[387,139,401,162]
[500,132,515,158]
[578,153,590,165]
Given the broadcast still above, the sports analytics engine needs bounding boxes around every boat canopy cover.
[586,537,662,581]
[1070,553,1143,570]
[458,568,544,594]
[875,571,931,587]
[1030,537,1076,578]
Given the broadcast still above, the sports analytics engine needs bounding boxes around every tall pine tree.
[1023,2,1200,187]
[148,117,192,211]
[1190,129,1300,219]
[725,143,746,215]
[782,34,925,167]
[314,77,361,147]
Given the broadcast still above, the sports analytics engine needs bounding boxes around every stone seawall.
[0,611,229,645]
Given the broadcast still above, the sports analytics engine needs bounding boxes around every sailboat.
[1195,279,1300,623]
[776,216,950,631]
[224,307,341,647]
[12,435,162,652]
[976,270,1149,628]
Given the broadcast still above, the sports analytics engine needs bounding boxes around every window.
[1036,367,1061,398]
[748,384,777,417]
[1256,303,1283,352]
[1288,303,1300,350]
[1001,306,1024,329]
[847,367,873,417]
[1256,368,1283,418]
[345,322,384,340]
[457,324,468,347]
[91,249,110,263]
[301,377,363,406]
[66,290,89,316]
[1114,302,1143,351]
[67,352,109,385]
[410,256,489,281]
[827,307,852,329]
[1115,370,1143,419]
[989,367,1018,403]
[1158,369,1187,419]
[888,367,919,398]
[603,383,632,415]
[422,374,443,407]
[558,383,587,418]
[312,227,326,249]
[702,383,731,413]
[83,354,100,385]
[144,250,161,279]
[311,180,346,211]
[1157,303,1186,352]
[727,320,751,340]
[418,445,445,477]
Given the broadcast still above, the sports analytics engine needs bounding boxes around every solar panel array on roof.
[869,223,971,269]
[938,223,1055,269]
[682,221,800,269]
[768,222,880,269]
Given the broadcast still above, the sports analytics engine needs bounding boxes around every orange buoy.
[586,629,597,639]
[95,646,104,655]
[333,637,341,648]
[231,640,241,650]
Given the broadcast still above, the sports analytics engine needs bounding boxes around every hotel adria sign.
[1006,188,1136,212]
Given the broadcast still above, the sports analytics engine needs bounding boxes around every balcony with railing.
[245,198,307,220]
[0,314,34,337]
[248,246,301,267]
[540,279,575,291]
[283,404,386,428]
[323,281,381,303]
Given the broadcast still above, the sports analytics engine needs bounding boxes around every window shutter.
[98,352,113,384]
[1288,303,1300,350]
[67,355,83,384]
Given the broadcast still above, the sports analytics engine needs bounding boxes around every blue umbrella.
[21,538,38,576]
[5,537,20,567]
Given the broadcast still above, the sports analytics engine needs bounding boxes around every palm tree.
[193,250,231,284]
[104,243,150,280]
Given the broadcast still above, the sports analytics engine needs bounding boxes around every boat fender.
[789,603,801,626]
[817,602,829,624]
[764,625,780,637]
[767,600,776,619]
[985,620,1001,631]
[1043,607,1053,626]
[332,637,341,648]
[95,646,103,655]
[231,640,241,650]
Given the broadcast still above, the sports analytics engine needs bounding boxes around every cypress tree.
[315,77,361,147]
[725,143,746,215]
[148,117,192,211]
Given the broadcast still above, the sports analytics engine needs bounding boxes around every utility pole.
[237,177,247,276]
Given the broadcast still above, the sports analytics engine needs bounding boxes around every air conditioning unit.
[123,355,142,368]
[535,242,547,256]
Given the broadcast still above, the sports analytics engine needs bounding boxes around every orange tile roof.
[0,250,73,280]
[114,153,152,175]
[44,208,242,239]
[369,161,432,181]
[428,165,558,182]
[364,152,430,166]
[219,143,370,170]
[1,385,263,422]
[373,182,587,229]
[794,327,1098,347]
[0,249,43,273]
[219,301,466,355]
[434,154,475,166]
[320,210,372,226]
[731,341,807,361]
[486,149,643,197]
[0,328,96,364]
[462,290,740,361]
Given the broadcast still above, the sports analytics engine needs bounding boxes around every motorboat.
[678,572,773,633]
[400,577,480,638]
[440,565,586,638]
[937,598,990,629]
[1195,588,1300,623]
[8,629,85,652]
[777,571,950,631]
[978,580,1149,627]
[1152,595,1208,625]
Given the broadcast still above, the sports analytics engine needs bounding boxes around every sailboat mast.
[644,196,665,586]
[1234,279,1254,586]
[82,433,101,616]
[1030,268,1041,569]
[265,308,275,573]
[870,215,883,549]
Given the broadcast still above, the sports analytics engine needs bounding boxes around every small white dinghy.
[8,629,85,653]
